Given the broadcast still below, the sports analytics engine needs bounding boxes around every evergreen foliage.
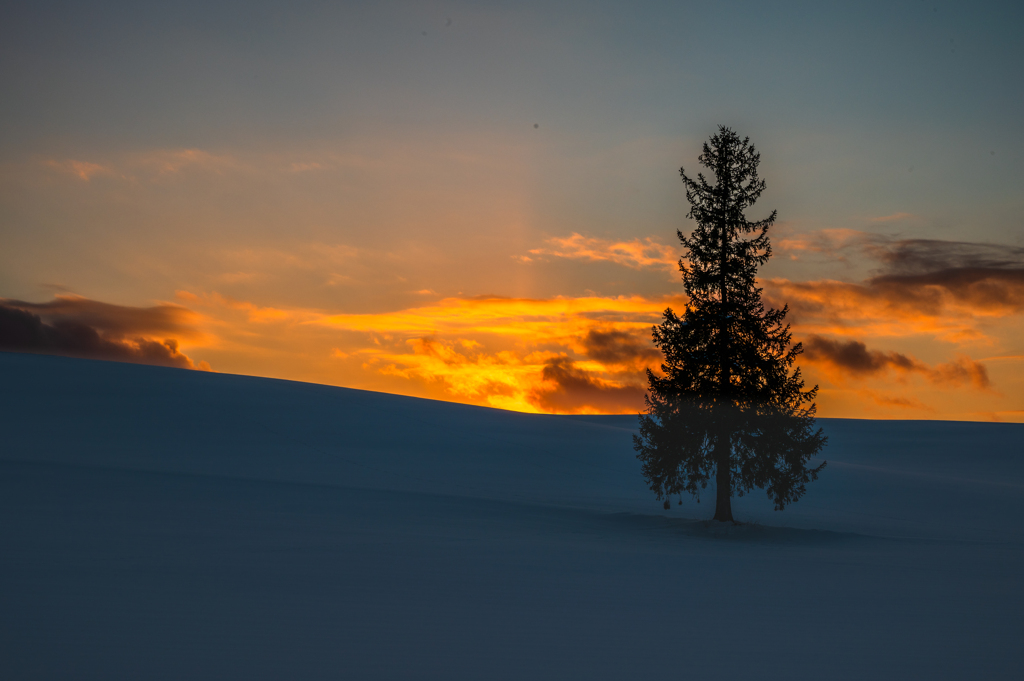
[634,127,826,522]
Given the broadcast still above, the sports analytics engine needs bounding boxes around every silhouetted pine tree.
[634,126,826,522]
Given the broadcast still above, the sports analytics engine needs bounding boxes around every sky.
[1,0,1023,420]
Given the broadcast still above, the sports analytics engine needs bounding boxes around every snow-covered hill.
[2,352,1022,680]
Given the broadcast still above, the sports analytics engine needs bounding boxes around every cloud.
[44,159,114,181]
[133,148,242,176]
[803,335,920,375]
[775,228,874,260]
[863,391,935,412]
[765,278,977,341]
[287,162,326,173]
[990,410,1024,423]
[802,335,990,389]
[359,336,647,414]
[151,282,1020,417]
[580,328,659,367]
[868,238,1024,275]
[318,294,675,339]
[299,295,673,413]
[856,239,1024,321]
[361,336,542,411]
[223,244,362,271]
[528,357,646,414]
[218,272,264,284]
[42,149,245,185]
[213,243,367,289]
[527,233,678,271]
[187,293,299,324]
[867,269,1024,316]
[869,212,916,223]
[766,238,1024,341]
[0,303,206,370]
[774,230,1024,287]
[928,357,991,389]
[1,295,199,340]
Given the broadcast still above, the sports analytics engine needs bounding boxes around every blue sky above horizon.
[2,0,1023,419]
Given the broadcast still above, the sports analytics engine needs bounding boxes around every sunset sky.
[2,0,1022,420]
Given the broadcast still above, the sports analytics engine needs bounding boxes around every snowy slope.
[1,352,1022,680]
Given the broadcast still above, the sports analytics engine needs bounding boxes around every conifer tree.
[634,126,826,522]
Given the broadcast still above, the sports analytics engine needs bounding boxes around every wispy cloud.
[44,159,114,181]
[870,212,916,223]
[287,161,327,173]
[317,294,674,339]
[131,148,247,176]
[775,228,877,262]
[526,233,679,271]
[176,291,306,325]
[220,243,362,269]
[42,148,246,184]
[861,390,935,412]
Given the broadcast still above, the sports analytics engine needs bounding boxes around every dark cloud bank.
[866,239,1024,314]
[803,335,989,389]
[530,357,645,413]
[807,235,1024,313]
[581,328,660,366]
[0,298,204,370]
[871,238,1024,275]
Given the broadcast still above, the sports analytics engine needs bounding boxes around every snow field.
[1,352,1022,680]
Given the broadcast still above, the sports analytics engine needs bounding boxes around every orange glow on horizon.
[147,285,1020,421]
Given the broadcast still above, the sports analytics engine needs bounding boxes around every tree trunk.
[713,426,733,522]
[714,152,734,523]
